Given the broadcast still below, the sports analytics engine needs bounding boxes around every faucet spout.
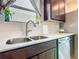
[26,20,36,36]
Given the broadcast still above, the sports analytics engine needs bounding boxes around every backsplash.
[28,20,59,36]
[0,18,59,41]
[42,20,59,34]
[0,20,25,41]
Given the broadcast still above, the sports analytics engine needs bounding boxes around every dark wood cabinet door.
[44,0,65,22]
[39,48,57,59]
[50,0,65,22]
[0,40,56,59]
[0,51,27,59]
[50,0,60,20]
[70,35,75,57]
[44,0,49,20]
[59,0,65,22]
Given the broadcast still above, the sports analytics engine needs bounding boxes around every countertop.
[0,33,75,53]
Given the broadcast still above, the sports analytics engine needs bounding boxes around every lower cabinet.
[30,36,75,59]
[39,48,57,59]
[51,48,57,59]
[0,35,74,59]
[30,48,57,59]
[39,49,52,59]
[0,40,57,59]
[70,35,75,57]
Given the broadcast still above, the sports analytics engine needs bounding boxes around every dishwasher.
[58,37,71,59]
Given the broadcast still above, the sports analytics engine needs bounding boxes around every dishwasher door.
[59,37,70,59]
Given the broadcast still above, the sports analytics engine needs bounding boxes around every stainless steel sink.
[6,38,32,44]
[6,36,48,44]
[30,36,48,40]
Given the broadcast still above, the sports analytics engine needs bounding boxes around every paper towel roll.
[43,24,48,34]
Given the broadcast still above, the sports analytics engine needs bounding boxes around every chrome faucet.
[26,20,36,36]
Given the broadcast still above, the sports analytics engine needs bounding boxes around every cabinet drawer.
[0,40,57,59]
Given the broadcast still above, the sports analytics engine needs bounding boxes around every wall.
[64,0,78,58]
[64,10,78,33]
[0,18,59,42]
[0,0,59,45]
[0,18,25,42]
[64,10,78,59]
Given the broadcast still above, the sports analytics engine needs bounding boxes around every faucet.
[26,20,36,36]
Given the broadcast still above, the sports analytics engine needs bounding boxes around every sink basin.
[6,36,48,44]
[30,36,48,40]
[6,38,32,44]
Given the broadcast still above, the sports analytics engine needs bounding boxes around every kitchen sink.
[6,38,32,44]
[6,36,48,44]
[30,36,48,40]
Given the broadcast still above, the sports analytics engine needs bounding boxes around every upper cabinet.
[59,0,65,22]
[44,0,49,21]
[51,0,65,22]
[50,0,59,20]
[44,0,65,22]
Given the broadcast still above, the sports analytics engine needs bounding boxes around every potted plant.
[4,7,12,22]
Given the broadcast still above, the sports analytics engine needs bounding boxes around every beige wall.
[64,10,78,33]
[64,10,78,59]
[64,0,78,58]
[0,20,25,41]
[0,0,60,41]
[0,19,59,42]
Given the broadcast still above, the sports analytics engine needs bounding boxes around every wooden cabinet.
[39,48,57,59]
[44,0,65,22]
[70,35,75,57]
[39,50,51,59]
[50,0,59,20]
[0,36,74,59]
[50,0,65,22]
[30,48,57,59]
[51,48,57,59]
[0,40,57,59]
[59,0,65,21]
[44,0,49,21]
